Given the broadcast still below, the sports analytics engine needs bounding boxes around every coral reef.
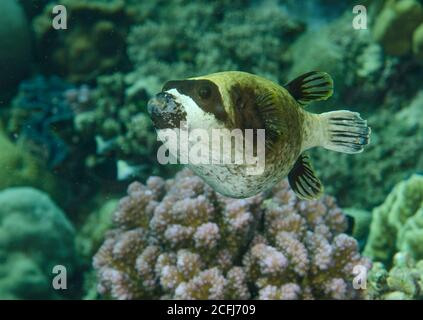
[365,252,423,300]
[281,0,356,24]
[76,198,119,261]
[372,0,423,57]
[344,208,372,251]
[4,76,130,212]
[0,125,61,202]
[285,7,422,211]
[0,188,77,299]
[1,0,422,302]
[286,12,399,114]
[7,76,85,168]
[0,0,31,88]
[18,0,52,19]
[6,72,173,188]
[364,174,423,265]
[73,72,177,181]
[33,0,132,83]
[93,169,369,300]
[76,198,119,300]
[126,0,304,95]
[311,89,423,209]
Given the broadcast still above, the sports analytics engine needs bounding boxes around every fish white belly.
[188,162,281,198]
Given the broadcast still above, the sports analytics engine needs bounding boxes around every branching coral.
[93,169,370,300]
[364,174,423,265]
[74,72,178,181]
[245,189,370,300]
[126,0,304,95]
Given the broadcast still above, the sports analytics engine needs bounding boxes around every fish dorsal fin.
[288,153,323,200]
[284,71,334,106]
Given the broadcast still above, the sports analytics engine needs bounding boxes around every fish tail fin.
[319,110,371,154]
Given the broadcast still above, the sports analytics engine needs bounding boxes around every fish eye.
[198,85,212,100]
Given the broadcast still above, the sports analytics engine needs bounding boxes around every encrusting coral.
[365,252,423,300]
[364,174,423,266]
[93,169,370,300]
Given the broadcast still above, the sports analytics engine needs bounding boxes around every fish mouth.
[147,91,187,129]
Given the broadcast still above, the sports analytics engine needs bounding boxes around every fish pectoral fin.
[255,91,286,151]
[284,71,334,106]
[288,153,324,200]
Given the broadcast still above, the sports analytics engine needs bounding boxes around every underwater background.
[0,0,422,300]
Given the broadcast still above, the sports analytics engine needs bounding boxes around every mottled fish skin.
[188,72,307,197]
[150,71,319,198]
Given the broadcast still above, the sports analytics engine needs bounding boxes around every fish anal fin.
[288,154,323,200]
[284,71,334,106]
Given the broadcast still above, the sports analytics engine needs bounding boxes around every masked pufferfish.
[147,71,371,200]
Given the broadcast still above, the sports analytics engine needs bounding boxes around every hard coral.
[73,73,177,181]
[0,127,61,202]
[0,188,77,299]
[287,12,389,113]
[365,252,423,300]
[126,0,304,94]
[364,174,423,265]
[7,76,77,168]
[94,169,369,300]
[373,0,423,56]
[33,0,132,83]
